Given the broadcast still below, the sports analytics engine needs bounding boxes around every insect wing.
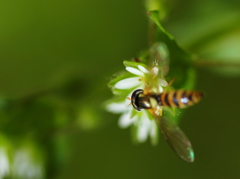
[149,42,170,78]
[154,116,194,162]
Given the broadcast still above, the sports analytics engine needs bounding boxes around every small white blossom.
[106,91,135,128]
[0,148,10,179]
[106,100,157,143]
[118,109,136,128]
[114,77,141,89]
[114,65,149,90]
[12,148,44,179]
[137,65,150,74]
[107,101,129,126]
[158,78,168,93]
[126,67,145,76]
[151,66,159,76]
[159,78,168,87]
[106,61,168,144]
[137,111,154,142]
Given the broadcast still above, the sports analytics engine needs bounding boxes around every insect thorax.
[137,96,158,110]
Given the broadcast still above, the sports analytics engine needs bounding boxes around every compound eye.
[131,89,144,111]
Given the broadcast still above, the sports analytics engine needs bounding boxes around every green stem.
[148,12,157,47]
[194,59,240,68]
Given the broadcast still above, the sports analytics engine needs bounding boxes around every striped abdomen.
[157,91,204,108]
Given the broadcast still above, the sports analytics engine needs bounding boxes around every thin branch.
[193,59,240,68]
[148,17,157,47]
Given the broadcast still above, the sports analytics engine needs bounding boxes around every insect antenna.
[127,97,132,106]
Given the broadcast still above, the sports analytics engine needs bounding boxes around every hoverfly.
[130,88,204,162]
[129,42,204,162]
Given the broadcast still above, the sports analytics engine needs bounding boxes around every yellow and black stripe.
[159,91,204,108]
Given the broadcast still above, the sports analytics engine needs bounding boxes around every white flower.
[106,99,157,143]
[0,147,10,179]
[136,111,157,142]
[106,61,168,144]
[12,148,44,179]
[114,65,149,89]
[106,99,134,128]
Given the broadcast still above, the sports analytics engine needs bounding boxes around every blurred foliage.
[0,0,239,178]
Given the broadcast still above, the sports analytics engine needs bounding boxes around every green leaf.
[173,9,240,77]
[123,60,148,69]
[194,26,240,77]
[167,63,196,90]
[148,11,173,39]
[148,11,186,65]
[148,11,196,90]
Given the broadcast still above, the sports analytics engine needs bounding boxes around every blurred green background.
[0,0,240,178]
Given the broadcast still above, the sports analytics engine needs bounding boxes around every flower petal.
[118,110,135,128]
[138,65,149,73]
[150,121,157,138]
[114,77,141,89]
[159,79,168,87]
[126,67,144,76]
[137,112,151,142]
[150,121,158,145]
[105,101,128,113]
[159,85,163,93]
[0,148,9,178]
[151,67,159,76]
